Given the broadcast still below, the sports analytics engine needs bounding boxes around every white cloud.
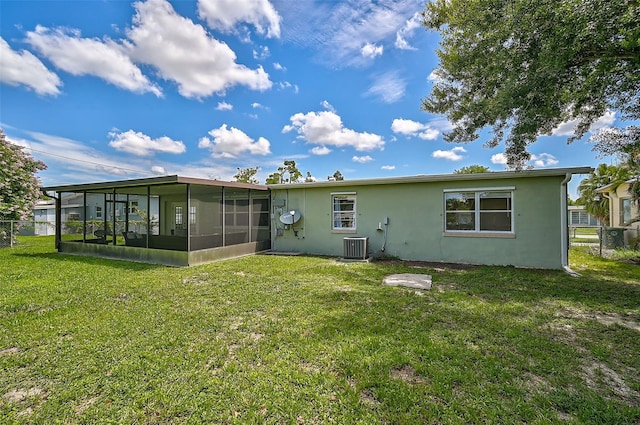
[427,69,443,82]
[361,43,383,59]
[108,130,186,156]
[530,153,559,167]
[253,45,270,60]
[551,110,616,136]
[151,165,166,174]
[127,0,271,99]
[198,124,270,158]
[283,110,385,152]
[311,146,332,155]
[432,146,466,161]
[490,152,559,167]
[273,62,285,71]
[252,102,268,109]
[281,0,419,67]
[320,100,336,112]
[0,37,62,95]
[215,101,233,111]
[353,155,373,163]
[395,12,421,50]
[197,0,281,38]
[16,130,154,180]
[491,153,508,165]
[25,26,161,96]
[381,165,396,170]
[366,71,406,103]
[391,118,439,140]
[278,81,299,93]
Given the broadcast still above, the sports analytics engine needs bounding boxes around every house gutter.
[560,173,580,276]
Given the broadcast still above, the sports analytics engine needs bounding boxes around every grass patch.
[1,237,639,423]
[570,227,599,236]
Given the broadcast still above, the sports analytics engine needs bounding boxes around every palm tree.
[577,164,631,226]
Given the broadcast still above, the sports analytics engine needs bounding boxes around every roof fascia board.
[269,167,594,189]
[44,175,268,192]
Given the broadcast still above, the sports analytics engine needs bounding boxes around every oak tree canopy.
[422,0,640,168]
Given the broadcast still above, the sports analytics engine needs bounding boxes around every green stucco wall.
[270,175,565,269]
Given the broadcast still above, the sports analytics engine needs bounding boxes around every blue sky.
[0,0,622,197]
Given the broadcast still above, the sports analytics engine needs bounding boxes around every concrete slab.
[383,273,432,290]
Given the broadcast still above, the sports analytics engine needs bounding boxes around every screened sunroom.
[44,176,271,266]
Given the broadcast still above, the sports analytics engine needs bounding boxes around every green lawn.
[1,237,639,424]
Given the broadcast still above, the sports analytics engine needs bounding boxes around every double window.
[444,189,513,233]
[332,193,356,231]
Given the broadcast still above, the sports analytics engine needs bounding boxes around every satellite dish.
[279,210,301,225]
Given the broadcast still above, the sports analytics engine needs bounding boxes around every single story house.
[597,178,639,247]
[567,205,600,227]
[27,198,82,236]
[269,167,592,270]
[45,167,592,269]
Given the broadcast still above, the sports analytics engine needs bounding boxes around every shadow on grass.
[11,252,165,271]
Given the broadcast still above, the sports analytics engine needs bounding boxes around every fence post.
[599,225,603,257]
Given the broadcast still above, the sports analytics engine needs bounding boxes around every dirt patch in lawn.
[555,306,640,333]
[3,387,47,404]
[75,396,100,414]
[0,347,20,356]
[583,362,640,405]
[359,389,381,406]
[549,307,640,405]
[391,365,426,385]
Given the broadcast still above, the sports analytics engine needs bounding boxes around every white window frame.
[128,201,139,214]
[331,192,357,232]
[190,205,197,225]
[175,206,184,227]
[443,187,514,236]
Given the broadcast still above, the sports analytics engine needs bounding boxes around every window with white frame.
[128,201,139,214]
[444,189,513,233]
[332,194,356,230]
[175,206,183,227]
[190,205,197,225]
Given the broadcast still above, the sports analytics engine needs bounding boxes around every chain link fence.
[0,220,56,248]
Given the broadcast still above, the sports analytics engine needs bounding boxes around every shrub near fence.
[0,220,55,247]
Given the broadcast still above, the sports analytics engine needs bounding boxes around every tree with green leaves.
[577,163,631,226]
[265,172,283,185]
[454,164,490,174]
[233,166,259,184]
[591,126,640,216]
[422,0,640,168]
[265,160,302,184]
[1,130,47,221]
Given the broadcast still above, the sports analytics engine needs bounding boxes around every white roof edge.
[268,167,594,189]
[596,178,638,193]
